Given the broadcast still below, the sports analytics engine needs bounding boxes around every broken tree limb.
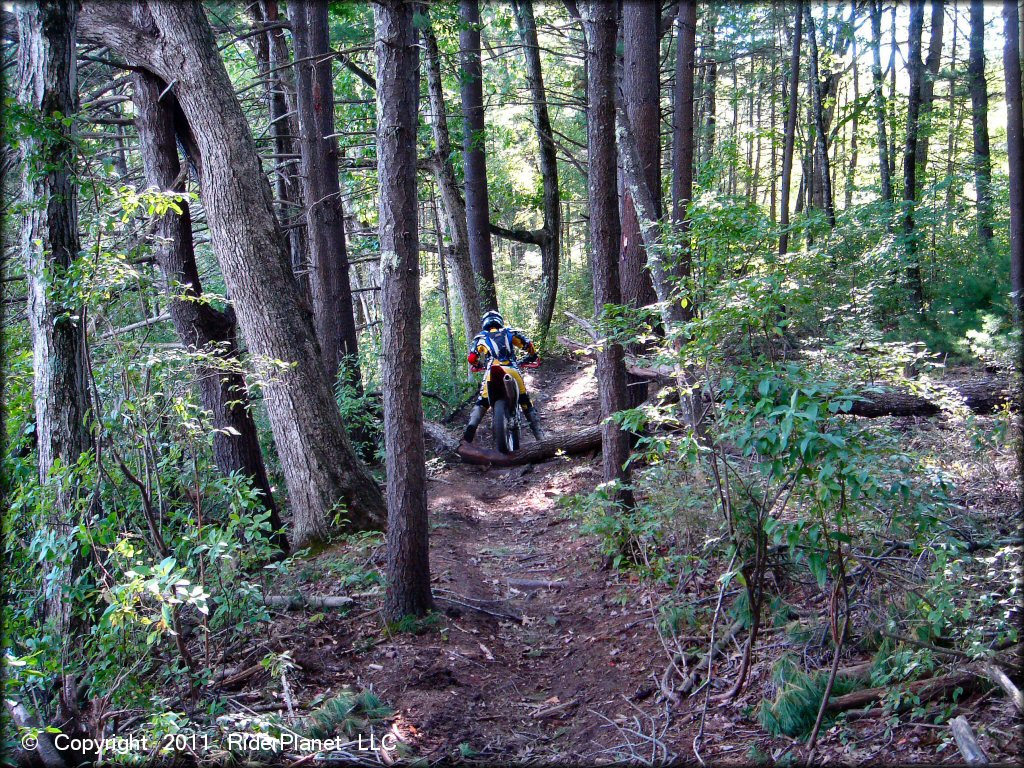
[949,716,989,765]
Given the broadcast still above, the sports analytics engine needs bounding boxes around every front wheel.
[492,399,520,454]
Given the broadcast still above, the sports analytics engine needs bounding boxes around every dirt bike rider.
[462,310,544,443]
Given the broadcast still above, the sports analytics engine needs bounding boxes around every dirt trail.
[390,356,670,761]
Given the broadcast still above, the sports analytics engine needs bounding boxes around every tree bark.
[805,6,836,229]
[422,19,481,349]
[581,0,633,499]
[16,0,91,734]
[904,0,927,311]
[671,0,697,321]
[460,0,498,311]
[779,2,802,255]
[512,0,561,345]
[132,69,286,553]
[1004,0,1024,320]
[870,0,894,206]
[289,0,360,383]
[79,0,386,548]
[619,0,661,316]
[374,0,433,621]
[969,0,995,245]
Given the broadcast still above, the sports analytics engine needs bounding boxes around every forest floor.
[250,356,1021,766]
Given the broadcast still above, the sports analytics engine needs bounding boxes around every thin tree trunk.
[905,0,927,311]
[947,1,960,214]
[917,0,946,176]
[672,0,697,321]
[433,197,460,397]
[581,0,633,502]
[79,0,387,547]
[422,20,481,350]
[779,1,802,254]
[289,0,360,383]
[512,0,561,346]
[871,0,894,205]
[373,0,433,621]
[889,5,899,184]
[250,0,308,300]
[133,70,286,553]
[16,0,92,735]
[846,27,860,209]
[460,0,498,311]
[805,6,836,228]
[1004,0,1024,319]
[969,0,995,245]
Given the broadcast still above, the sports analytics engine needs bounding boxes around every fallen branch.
[981,662,1024,712]
[949,716,989,765]
[506,578,565,590]
[264,595,354,611]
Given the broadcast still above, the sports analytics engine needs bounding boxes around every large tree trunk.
[16,0,92,737]
[289,0,360,384]
[671,0,697,321]
[616,98,685,327]
[79,0,386,548]
[133,70,286,553]
[512,0,561,345]
[1005,0,1024,320]
[916,0,946,176]
[805,6,836,229]
[619,0,660,317]
[581,0,633,499]
[870,0,894,206]
[969,0,995,246]
[779,2,802,255]
[373,0,433,621]
[904,0,927,311]
[422,21,481,350]
[460,0,498,311]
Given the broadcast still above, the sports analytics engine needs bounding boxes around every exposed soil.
[248,356,1021,765]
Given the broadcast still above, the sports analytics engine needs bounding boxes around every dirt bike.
[475,359,540,454]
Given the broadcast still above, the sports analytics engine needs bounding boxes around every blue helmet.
[481,310,504,331]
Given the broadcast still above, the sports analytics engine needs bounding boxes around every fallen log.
[558,335,1012,417]
[424,420,603,467]
[825,669,982,713]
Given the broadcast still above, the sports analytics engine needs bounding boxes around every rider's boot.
[463,404,485,443]
[526,406,544,440]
